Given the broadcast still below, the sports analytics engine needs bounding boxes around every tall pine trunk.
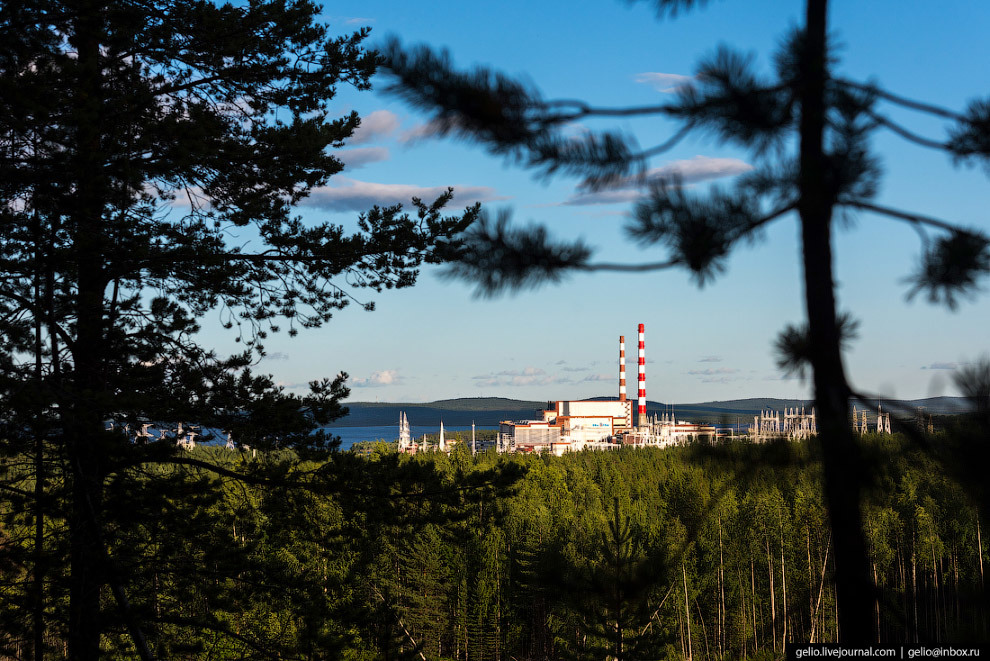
[67,2,110,656]
[32,210,46,661]
[797,0,875,644]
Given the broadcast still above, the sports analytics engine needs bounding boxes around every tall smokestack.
[638,323,647,428]
[619,335,626,402]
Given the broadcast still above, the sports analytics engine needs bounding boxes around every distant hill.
[333,395,972,427]
[336,397,545,426]
[348,397,543,411]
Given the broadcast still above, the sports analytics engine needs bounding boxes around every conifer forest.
[2,433,988,659]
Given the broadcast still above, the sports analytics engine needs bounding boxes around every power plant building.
[544,399,632,440]
[499,325,646,454]
[499,419,563,453]
[485,323,833,455]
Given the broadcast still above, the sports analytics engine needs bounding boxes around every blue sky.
[206,1,990,405]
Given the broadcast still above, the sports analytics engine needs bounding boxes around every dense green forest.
[1,433,986,659]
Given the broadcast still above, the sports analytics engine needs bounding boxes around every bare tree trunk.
[933,546,941,642]
[781,511,788,651]
[797,0,875,644]
[873,561,880,640]
[953,546,960,625]
[899,545,909,643]
[979,514,985,592]
[808,527,814,641]
[911,538,918,644]
[738,565,747,658]
[696,601,711,661]
[810,535,831,643]
[683,562,693,661]
[719,516,726,657]
[751,560,759,652]
[767,535,777,652]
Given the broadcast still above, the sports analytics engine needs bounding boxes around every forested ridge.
[2,434,985,659]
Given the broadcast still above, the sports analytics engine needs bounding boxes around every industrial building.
[498,324,711,454]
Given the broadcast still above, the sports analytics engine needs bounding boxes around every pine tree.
[559,499,668,661]
[0,1,476,657]
[381,0,990,644]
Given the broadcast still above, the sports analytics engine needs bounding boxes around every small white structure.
[876,409,891,434]
[649,411,718,446]
[135,423,155,444]
[174,422,199,450]
[397,412,412,450]
[750,407,817,441]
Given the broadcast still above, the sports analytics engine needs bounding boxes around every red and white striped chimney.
[637,323,647,427]
[619,335,626,402]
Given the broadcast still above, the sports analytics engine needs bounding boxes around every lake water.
[325,425,498,451]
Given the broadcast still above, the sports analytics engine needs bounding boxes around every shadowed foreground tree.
[560,498,670,661]
[383,0,990,644]
[0,0,477,658]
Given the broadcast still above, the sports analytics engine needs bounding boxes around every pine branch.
[580,259,683,273]
[835,78,964,121]
[866,111,948,151]
[537,98,670,122]
[843,200,960,232]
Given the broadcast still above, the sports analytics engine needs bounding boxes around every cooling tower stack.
[619,335,627,402]
[637,323,647,428]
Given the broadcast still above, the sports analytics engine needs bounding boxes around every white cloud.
[698,355,722,363]
[350,110,400,145]
[562,156,753,206]
[688,367,749,384]
[922,362,959,370]
[338,147,390,169]
[327,15,377,25]
[633,72,694,93]
[472,366,570,388]
[399,118,443,143]
[398,116,470,144]
[301,178,507,212]
[582,373,614,382]
[687,367,740,376]
[401,117,593,146]
[351,369,402,387]
[562,189,645,206]
[261,351,289,361]
[644,156,754,184]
